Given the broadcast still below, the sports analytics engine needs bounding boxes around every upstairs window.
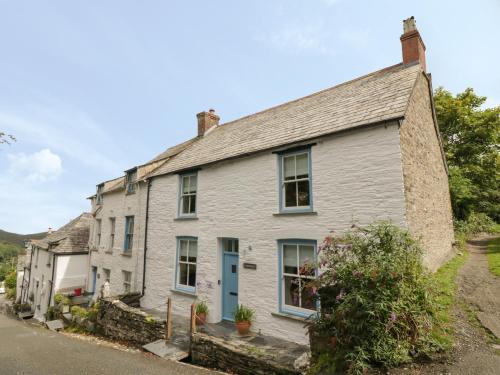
[126,169,137,194]
[109,218,115,249]
[96,183,104,205]
[124,216,134,251]
[176,237,197,292]
[179,173,197,216]
[279,149,312,212]
[96,219,102,247]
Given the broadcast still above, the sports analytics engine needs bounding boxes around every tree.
[0,131,16,145]
[434,88,500,221]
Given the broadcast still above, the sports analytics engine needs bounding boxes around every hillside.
[0,229,47,247]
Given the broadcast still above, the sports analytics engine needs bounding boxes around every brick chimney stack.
[197,109,220,136]
[400,17,426,72]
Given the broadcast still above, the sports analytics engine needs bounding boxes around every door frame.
[220,238,239,322]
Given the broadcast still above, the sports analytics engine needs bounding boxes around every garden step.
[142,339,189,361]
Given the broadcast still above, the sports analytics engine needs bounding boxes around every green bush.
[233,304,254,323]
[54,293,70,306]
[45,306,57,321]
[309,223,439,374]
[454,212,498,236]
[70,306,89,319]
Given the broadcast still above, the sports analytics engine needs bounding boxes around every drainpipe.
[142,178,152,296]
[46,253,57,314]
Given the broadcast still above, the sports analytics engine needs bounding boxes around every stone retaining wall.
[97,298,166,345]
[191,332,301,375]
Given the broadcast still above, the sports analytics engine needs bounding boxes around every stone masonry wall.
[97,298,165,345]
[399,72,455,271]
[191,333,300,375]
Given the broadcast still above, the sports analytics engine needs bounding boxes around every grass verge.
[486,237,500,277]
[431,250,469,349]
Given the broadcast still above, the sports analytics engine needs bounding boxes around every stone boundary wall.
[191,333,301,375]
[97,298,165,345]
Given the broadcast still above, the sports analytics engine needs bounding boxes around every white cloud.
[7,148,62,182]
[261,25,335,56]
[320,0,342,6]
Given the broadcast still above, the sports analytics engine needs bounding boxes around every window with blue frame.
[124,216,134,251]
[279,149,312,211]
[179,173,197,216]
[279,240,317,315]
[176,237,197,292]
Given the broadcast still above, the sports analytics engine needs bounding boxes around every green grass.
[486,237,500,277]
[431,250,469,349]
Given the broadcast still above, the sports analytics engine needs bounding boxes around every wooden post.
[190,303,196,334]
[166,297,172,341]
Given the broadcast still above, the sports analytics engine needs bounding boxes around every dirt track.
[391,236,500,374]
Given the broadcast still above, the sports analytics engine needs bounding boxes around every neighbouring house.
[21,213,91,321]
[86,139,196,298]
[89,17,454,345]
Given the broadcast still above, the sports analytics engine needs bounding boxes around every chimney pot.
[400,17,426,71]
[197,109,220,136]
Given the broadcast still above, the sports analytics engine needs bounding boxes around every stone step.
[142,339,189,361]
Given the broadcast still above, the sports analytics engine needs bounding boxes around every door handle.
[229,292,238,296]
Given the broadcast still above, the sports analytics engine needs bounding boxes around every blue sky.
[0,0,498,234]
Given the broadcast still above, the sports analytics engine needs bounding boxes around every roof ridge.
[216,63,404,129]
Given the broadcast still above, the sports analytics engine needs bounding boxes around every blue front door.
[91,266,97,294]
[222,239,239,321]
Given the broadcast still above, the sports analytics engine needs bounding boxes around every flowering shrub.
[308,222,439,374]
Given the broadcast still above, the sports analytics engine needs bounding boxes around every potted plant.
[233,304,254,335]
[195,301,208,325]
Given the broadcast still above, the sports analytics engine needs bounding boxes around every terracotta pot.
[196,312,207,325]
[235,321,251,335]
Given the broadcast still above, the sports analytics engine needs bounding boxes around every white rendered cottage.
[87,140,196,298]
[90,18,454,345]
[21,213,91,321]
[139,19,454,345]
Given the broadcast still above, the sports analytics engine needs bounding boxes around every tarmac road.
[0,299,219,375]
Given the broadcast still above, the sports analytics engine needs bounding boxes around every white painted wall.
[55,254,88,291]
[88,182,147,297]
[27,246,54,321]
[142,123,407,344]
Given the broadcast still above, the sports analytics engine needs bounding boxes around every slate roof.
[31,213,91,254]
[148,63,422,177]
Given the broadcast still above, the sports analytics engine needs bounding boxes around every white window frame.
[122,271,132,294]
[279,149,313,212]
[178,173,197,217]
[175,237,197,293]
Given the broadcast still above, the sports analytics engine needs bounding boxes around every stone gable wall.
[399,73,455,271]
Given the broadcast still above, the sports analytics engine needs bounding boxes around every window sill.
[273,211,317,216]
[171,288,197,297]
[271,311,314,322]
[174,216,198,221]
[120,251,133,257]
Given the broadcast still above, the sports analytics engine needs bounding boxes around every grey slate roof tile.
[31,213,91,254]
[148,63,421,177]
